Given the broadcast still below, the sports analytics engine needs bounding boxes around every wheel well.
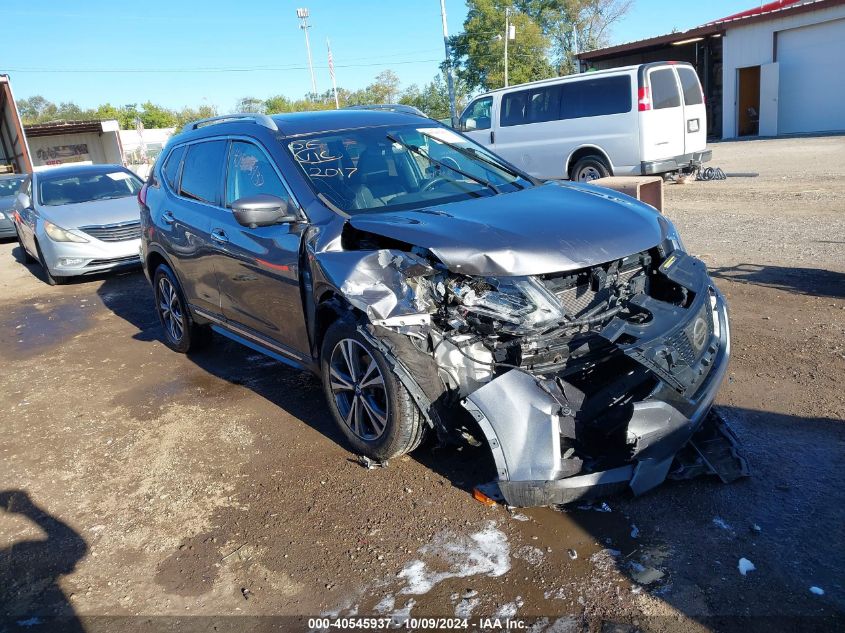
[146,251,168,277]
[567,147,612,179]
[313,292,359,360]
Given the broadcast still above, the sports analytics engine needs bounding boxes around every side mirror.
[16,193,32,209]
[231,194,297,228]
[463,118,477,131]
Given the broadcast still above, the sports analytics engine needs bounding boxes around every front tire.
[35,241,66,285]
[321,320,426,461]
[571,155,611,182]
[15,229,36,264]
[153,264,211,353]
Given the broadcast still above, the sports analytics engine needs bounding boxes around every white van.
[457,62,711,181]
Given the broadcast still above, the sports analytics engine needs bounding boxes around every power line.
[3,58,444,75]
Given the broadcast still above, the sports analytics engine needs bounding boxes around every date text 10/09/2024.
[307,617,530,630]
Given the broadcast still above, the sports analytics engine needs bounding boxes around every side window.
[559,76,631,119]
[225,141,292,207]
[501,90,528,127]
[162,145,185,190]
[460,97,492,131]
[527,86,561,124]
[650,69,681,109]
[677,67,704,105]
[179,140,227,204]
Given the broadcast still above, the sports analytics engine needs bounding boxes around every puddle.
[0,299,94,360]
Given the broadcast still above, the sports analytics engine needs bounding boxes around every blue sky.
[3,0,753,110]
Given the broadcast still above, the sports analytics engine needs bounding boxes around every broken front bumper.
[463,285,731,507]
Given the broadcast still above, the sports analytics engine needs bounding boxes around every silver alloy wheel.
[329,338,389,441]
[157,277,184,343]
[577,165,602,182]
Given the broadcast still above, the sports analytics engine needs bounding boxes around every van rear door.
[639,65,684,163]
[676,64,707,154]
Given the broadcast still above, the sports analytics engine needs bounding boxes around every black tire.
[15,229,36,264]
[34,241,67,285]
[321,320,426,461]
[153,263,211,353]
[570,155,611,182]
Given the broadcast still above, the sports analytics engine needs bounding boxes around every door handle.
[210,228,229,244]
[161,210,176,225]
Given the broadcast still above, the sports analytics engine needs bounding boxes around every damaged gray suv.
[140,110,740,507]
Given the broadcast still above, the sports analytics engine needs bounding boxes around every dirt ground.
[1,136,844,633]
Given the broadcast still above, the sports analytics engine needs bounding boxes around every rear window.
[38,171,142,206]
[0,177,25,198]
[162,145,186,190]
[650,68,681,109]
[560,75,631,119]
[179,141,227,205]
[678,67,704,105]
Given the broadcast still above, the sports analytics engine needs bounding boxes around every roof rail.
[182,113,278,133]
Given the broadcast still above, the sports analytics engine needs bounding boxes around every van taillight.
[138,183,148,206]
[638,87,652,111]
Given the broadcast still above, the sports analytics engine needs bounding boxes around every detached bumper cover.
[641,150,712,175]
[463,257,732,507]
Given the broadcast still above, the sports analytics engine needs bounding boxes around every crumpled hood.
[348,181,669,276]
[40,196,141,230]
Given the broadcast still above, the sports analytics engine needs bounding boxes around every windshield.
[0,177,25,198]
[38,170,143,206]
[287,124,532,215]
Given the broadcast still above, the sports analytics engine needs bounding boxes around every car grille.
[86,254,141,267]
[667,300,714,366]
[80,221,141,242]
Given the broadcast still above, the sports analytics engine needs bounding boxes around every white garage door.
[777,18,845,134]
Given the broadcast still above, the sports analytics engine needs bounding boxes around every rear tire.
[570,155,611,182]
[34,241,67,285]
[321,320,426,461]
[153,263,211,353]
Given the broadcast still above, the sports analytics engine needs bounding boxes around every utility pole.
[503,8,515,87]
[296,8,318,98]
[439,0,457,127]
[504,7,509,87]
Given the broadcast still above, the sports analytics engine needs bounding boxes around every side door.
[165,140,227,316]
[458,96,494,147]
[494,85,563,177]
[640,66,684,162]
[211,139,310,359]
[676,65,707,153]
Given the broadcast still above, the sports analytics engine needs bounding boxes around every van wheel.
[153,264,211,353]
[571,156,610,182]
[321,320,426,461]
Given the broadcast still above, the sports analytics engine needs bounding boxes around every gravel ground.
[0,136,844,633]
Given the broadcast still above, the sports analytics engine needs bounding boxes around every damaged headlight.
[661,216,686,254]
[448,275,565,334]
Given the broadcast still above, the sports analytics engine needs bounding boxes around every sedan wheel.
[157,276,185,344]
[329,338,389,441]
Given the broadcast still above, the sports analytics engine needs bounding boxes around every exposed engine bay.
[312,190,746,507]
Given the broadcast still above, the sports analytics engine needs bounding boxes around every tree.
[17,96,58,123]
[399,72,469,120]
[235,97,266,114]
[450,0,554,93]
[174,105,218,128]
[517,0,633,74]
[139,101,177,129]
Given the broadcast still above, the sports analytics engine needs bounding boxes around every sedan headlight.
[448,275,564,334]
[43,221,88,243]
